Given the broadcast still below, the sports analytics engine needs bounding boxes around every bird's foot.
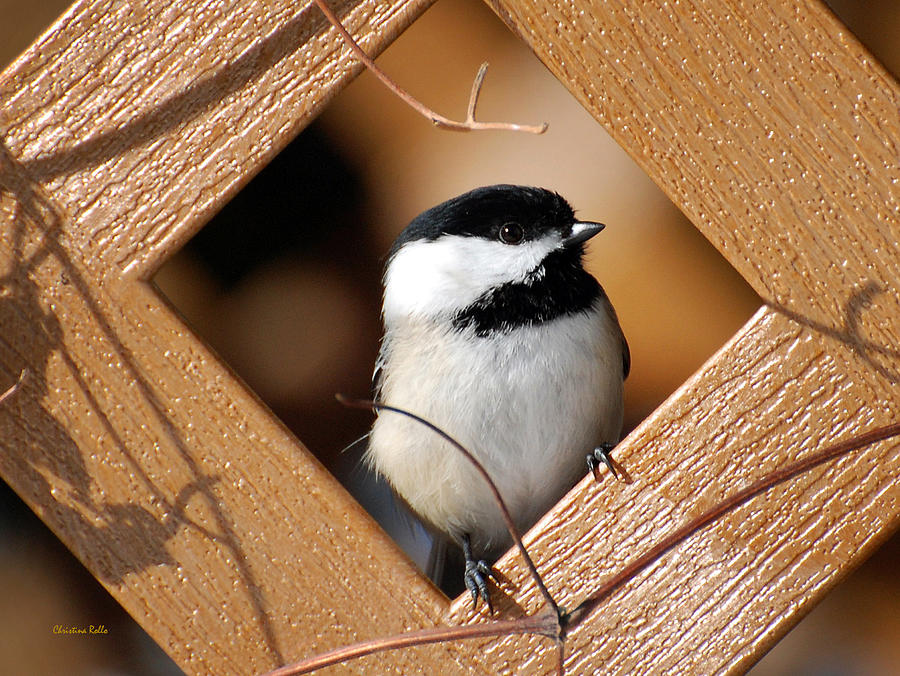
[462,534,496,612]
[587,443,619,482]
[464,558,495,612]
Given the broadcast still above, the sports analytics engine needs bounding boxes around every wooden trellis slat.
[0,1,472,674]
[491,0,900,326]
[0,0,434,280]
[0,0,897,674]
[463,0,900,672]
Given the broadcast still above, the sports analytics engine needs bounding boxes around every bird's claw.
[461,533,495,612]
[464,558,495,612]
[587,443,619,481]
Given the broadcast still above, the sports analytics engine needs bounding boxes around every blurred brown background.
[1,0,897,673]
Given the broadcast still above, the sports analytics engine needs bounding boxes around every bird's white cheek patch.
[383,235,558,321]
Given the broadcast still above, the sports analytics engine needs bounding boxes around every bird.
[365,184,629,609]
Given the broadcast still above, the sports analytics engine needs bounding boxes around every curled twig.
[0,369,26,405]
[263,609,559,676]
[266,395,900,675]
[312,0,548,134]
[337,395,560,616]
[564,420,900,628]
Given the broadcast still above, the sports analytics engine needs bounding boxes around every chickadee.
[367,185,629,608]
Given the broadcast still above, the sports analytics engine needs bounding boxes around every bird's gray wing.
[599,291,630,379]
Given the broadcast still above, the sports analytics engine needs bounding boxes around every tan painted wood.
[0,0,434,281]
[0,1,472,674]
[0,0,897,675]
[452,0,899,672]
[449,306,899,673]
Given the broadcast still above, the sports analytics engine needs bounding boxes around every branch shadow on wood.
[18,0,329,183]
[766,281,900,384]
[0,142,285,664]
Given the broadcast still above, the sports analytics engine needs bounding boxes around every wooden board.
[0,0,897,673]
[468,0,900,672]
[0,1,469,674]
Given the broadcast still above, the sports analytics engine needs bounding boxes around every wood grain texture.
[0,1,479,674]
[0,0,898,674]
[0,0,431,280]
[448,307,898,673]
[459,0,899,672]
[488,0,900,328]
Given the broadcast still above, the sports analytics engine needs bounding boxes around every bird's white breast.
[367,302,624,557]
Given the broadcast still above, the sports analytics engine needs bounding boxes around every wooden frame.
[1,0,897,672]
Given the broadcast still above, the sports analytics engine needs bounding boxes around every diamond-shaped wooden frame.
[0,0,897,673]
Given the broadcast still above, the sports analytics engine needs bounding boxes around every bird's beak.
[563,221,605,248]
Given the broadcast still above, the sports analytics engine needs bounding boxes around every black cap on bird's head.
[389,184,604,259]
[383,185,607,330]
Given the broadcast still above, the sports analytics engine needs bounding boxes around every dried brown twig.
[563,421,900,628]
[264,396,570,676]
[337,397,562,615]
[264,610,559,676]
[312,0,548,134]
[261,394,900,675]
[0,369,26,405]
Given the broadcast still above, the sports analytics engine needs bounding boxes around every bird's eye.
[498,222,525,244]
